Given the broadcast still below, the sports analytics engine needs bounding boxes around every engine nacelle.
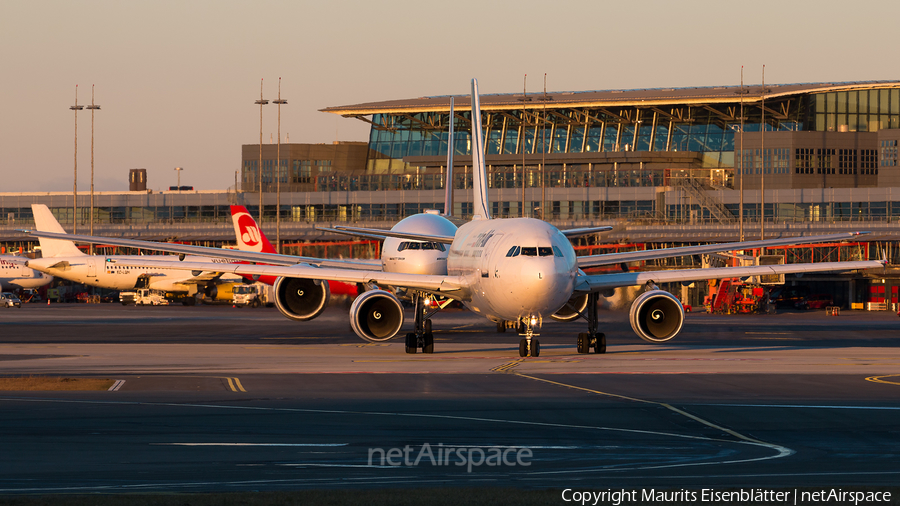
[273,277,330,321]
[628,290,685,343]
[550,293,589,322]
[349,289,404,342]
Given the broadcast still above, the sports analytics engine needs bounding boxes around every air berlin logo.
[237,214,261,247]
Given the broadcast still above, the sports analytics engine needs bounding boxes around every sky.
[2,0,898,192]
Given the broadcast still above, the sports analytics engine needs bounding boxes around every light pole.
[86,85,100,253]
[174,167,183,189]
[70,85,84,234]
[272,78,287,254]
[254,79,269,225]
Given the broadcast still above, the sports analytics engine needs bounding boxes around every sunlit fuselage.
[447,218,577,321]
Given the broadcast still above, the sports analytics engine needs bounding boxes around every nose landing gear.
[517,316,541,357]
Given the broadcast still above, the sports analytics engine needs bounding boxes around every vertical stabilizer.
[230,205,277,254]
[31,204,84,258]
[443,97,455,217]
[470,79,490,220]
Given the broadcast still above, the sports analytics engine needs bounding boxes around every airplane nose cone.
[516,260,572,312]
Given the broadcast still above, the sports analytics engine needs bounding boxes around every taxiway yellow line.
[865,374,900,386]
[223,377,246,392]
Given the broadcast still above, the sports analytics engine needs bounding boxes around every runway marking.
[222,377,246,392]
[508,372,793,463]
[156,443,348,447]
[339,343,391,348]
[490,360,522,373]
[108,380,125,391]
[688,403,900,410]
[744,332,793,335]
[865,374,900,386]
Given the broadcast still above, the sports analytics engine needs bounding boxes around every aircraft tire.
[594,333,607,354]
[424,319,432,334]
[423,333,434,354]
[519,339,528,357]
[576,333,590,354]
[496,320,506,333]
[405,333,417,354]
[531,340,540,357]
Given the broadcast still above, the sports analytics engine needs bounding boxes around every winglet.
[470,79,490,220]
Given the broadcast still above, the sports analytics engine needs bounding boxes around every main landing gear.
[517,316,541,357]
[576,292,606,354]
[405,293,447,354]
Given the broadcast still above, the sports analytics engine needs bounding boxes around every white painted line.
[689,403,900,410]
[108,380,125,391]
[154,443,348,447]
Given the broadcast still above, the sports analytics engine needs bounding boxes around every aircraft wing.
[115,258,467,296]
[561,226,614,238]
[23,230,382,270]
[316,225,456,244]
[574,259,884,292]
[577,232,872,269]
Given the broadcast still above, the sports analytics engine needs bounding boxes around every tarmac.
[0,303,899,493]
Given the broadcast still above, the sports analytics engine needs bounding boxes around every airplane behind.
[0,255,52,291]
[25,205,242,299]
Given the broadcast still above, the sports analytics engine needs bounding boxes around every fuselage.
[0,256,52,290]
[447,218,577,321]
[26,254,237,293]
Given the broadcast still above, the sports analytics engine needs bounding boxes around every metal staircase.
[676,177,734,223]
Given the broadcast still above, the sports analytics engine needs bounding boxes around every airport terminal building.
[3,80,900,306]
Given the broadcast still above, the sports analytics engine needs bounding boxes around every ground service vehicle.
[120,289,169,306]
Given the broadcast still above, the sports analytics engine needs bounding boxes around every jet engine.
[628,290,684,343]
[273,277,330,321]
[349,289,404,342]
[550,293,589,322]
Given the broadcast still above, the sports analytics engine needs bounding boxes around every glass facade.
[366,96,812,162]
[809,89,900,132]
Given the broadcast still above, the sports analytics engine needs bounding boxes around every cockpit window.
[505,246,520,257]
[521,247,537,256]
[398,241,445,252]
[538,247,553,257]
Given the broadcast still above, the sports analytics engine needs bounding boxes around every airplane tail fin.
[443,97,455,217]
[470,79,490,220]
[31,204,85,258]
[230,205,277,254]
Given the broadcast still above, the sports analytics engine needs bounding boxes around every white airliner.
[25,80,884,357]
[0,255,52,291]
[24,205,253,301]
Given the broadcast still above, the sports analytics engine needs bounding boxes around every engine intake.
[550,293,589,322]
[628,290,684,343]
[350,289,404,342]
[273,277,330,321]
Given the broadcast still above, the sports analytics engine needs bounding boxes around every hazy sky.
[3,0,898,192]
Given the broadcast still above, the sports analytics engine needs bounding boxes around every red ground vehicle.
[806,293,834,310]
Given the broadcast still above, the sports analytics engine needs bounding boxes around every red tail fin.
[230,206,276,254]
